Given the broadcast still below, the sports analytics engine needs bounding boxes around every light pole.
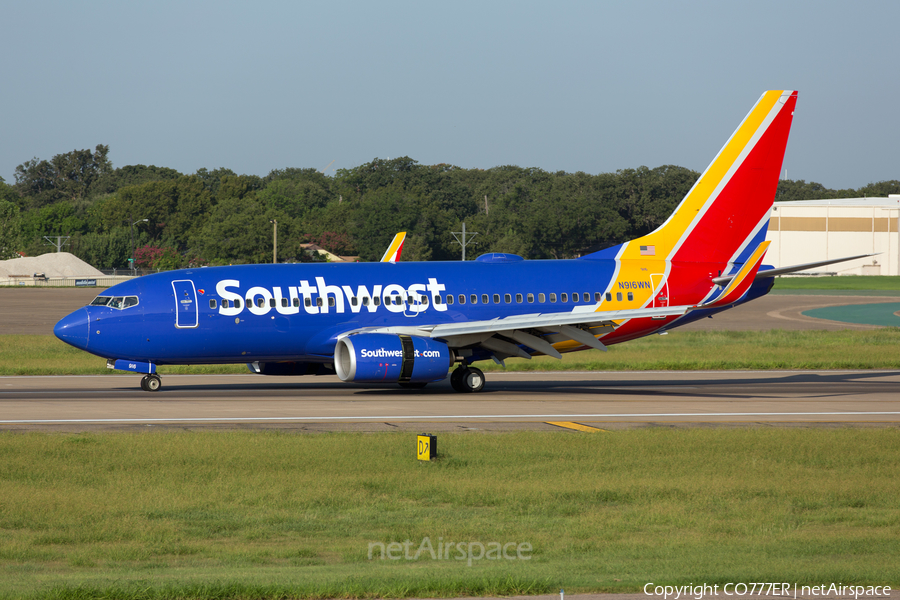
[131,218,148,274]
[269,219,277,263]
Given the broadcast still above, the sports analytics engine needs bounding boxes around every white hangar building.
[765,196,900,276]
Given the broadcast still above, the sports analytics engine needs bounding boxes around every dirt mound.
[0,252,105,279]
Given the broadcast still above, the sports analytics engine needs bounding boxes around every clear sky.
[2,0,897,190]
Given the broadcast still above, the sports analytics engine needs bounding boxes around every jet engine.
[335,333,453,384]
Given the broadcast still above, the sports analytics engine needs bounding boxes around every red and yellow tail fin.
[623,91,797,265]
[380,232,407,263]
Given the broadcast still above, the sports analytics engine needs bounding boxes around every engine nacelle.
[335,333,452,384]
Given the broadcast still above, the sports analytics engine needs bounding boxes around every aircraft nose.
[54,308,89,350]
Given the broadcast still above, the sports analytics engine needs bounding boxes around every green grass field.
[0,430,898,600]
[3,328,900,377]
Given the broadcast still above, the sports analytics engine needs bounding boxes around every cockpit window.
[89,295,139,310]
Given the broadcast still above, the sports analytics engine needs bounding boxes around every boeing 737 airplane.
[54,91,866,393]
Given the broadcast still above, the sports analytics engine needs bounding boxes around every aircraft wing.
[344,303,694,360]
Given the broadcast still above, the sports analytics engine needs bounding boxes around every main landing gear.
[140,374,162,392]
[450,365,485,393]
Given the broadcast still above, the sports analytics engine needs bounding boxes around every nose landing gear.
[140,374,162,392]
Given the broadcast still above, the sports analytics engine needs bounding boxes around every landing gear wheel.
[451,366,485,393]
[462,366,485,393]
[399,382,428,389]
[450,366,467,392]
[141,374,161,392]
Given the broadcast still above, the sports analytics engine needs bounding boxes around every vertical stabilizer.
[623,90,797,265]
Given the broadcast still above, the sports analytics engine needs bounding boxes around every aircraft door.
[172,280,199,328]
[651,274,669,308]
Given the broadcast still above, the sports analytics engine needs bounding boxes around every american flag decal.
[639,245,655,256]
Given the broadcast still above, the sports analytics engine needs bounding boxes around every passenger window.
[316,298,323,307]
[351,297,358,306]
[394,296,403,306]
[234,299,241,309]
[584,293,591,302]
[627,292,634,301]
[293,298,300,307]
[434,295,441,305]
[561,293,568,302]
[594,292,602,302]
[373,297,381,306]
[516,293,523,303]
[281,298,288,307]
[538,293,545,303]
[527,293,534,303]
[481,294,489,304]
[447,295,454,305]
[329,298,336,307]
[260,298,267,308]
[605,293,612,302]
[616,292,623,301]
[504,293,511,303]
[493,294,500,304]
[572,293,579,303]
[209,299,217,309]
[305,298,312,307]
[549,293,556,303]
[422,295,429,306]
[362,297,370,306]
[222,299,230,309]
[471,294,478,304]
[458,294,466,304]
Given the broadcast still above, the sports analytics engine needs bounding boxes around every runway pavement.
[1,370,898,432]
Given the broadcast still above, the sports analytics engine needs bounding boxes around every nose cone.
[54,308,89,350]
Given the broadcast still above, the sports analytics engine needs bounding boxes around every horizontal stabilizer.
[702,241,769,308]
[712,254,876,286]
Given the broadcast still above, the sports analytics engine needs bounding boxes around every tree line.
[1,145,898,267]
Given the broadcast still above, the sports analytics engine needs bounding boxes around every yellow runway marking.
[546,421,607,433]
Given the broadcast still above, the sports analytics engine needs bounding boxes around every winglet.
[380,232,407,263]
[702,241,770,307]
